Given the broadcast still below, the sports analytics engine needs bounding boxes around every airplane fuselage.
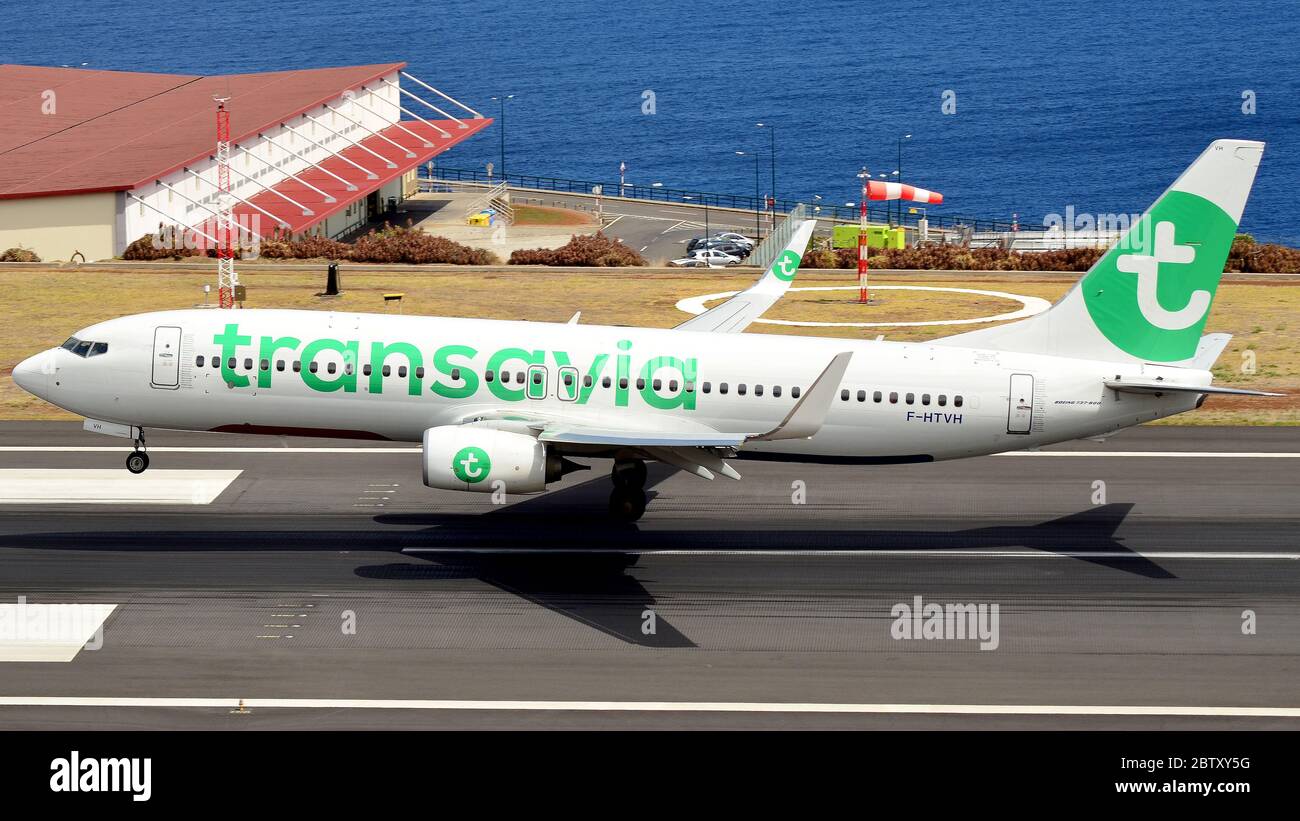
[17,308,1204,463]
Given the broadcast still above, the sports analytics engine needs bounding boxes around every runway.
[0,422,1296,729]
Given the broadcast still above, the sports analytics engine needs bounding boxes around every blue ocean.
[4,0,1298,242]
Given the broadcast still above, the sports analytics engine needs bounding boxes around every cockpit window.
[61,337,108,358]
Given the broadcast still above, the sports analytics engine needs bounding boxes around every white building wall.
[118,71,403,254]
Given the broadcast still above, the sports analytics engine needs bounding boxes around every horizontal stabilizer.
[1104,378,1283,397]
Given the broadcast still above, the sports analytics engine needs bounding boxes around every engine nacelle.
[422,426,583,493]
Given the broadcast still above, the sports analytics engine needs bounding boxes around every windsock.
[864,180,943,204]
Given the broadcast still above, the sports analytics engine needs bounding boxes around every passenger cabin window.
[702,382,711,394]
[840,389,850,402]
[327,362,337,375]
[243,358,253,371]
[196,355,205,367]
[637,378,646,390]
[856,390,866,402]
[293,361,301,373]
[772,386,781,398]
[309,362,318,374]
[954,395,964,407]
[651,378,661,391]
[738,384,747,396]
[938,394,947,406]
[260,359,270,371]
[602,376,611,388]
[397,365,407,378]
[874,391,882,403]
[922,393,931,405]
[619,378,629,389]
[450,368,460,380]
[791,387,801,399]
[381,365,391,377]
[486,370,495,383]
[416,367,426,379]
[227,357,237,370]
[584,375,594,388]
[276,360,285,372]
[889,392,898,404]
[719,383,729,395]
[754,384,763,397]
[905,393,915,404]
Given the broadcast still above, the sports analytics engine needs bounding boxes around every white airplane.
[12,140,1279,520]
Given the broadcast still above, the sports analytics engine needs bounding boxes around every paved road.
[511,191,777,264]
[0,424,1296,729]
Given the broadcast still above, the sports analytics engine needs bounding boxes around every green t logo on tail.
[452,446,491,483]
[1082,190,1236,361]
[772,249,802,282]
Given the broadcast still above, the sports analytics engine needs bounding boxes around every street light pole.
[757,122,775,228]
[736,150,761,240]
[490,95,515,180]
[896,133,911,228]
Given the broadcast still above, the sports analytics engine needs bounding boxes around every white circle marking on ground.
[675,285,1053,328]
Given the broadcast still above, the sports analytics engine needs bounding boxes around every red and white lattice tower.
[214,95,240,309]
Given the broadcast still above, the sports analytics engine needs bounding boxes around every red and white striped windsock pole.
[858,188,870,303]
[858,180,944,304]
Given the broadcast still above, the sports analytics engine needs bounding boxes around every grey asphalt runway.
[0,423,1296,729]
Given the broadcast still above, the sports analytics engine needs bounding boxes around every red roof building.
[0,62,491,260]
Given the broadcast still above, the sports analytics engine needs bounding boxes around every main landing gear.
[608,458,648,522]
[126,430,149,474]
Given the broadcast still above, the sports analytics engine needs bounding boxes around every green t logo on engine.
[452,446,491,483]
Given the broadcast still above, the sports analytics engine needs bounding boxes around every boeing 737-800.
[11,140,1279,519]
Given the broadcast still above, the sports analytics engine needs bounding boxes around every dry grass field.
[1,263,1294,424]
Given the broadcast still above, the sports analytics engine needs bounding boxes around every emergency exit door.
[1007,373,1034,434]
[151,326,182,388]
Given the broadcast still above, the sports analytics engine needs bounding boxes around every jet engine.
[421,426,585,493]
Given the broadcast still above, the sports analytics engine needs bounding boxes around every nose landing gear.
[608,458,647,521]
[126,431,149,474]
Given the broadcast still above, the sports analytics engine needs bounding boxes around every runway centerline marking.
[1,447,1295,458]
[0,696,1294,718]
[400,548,1299,560]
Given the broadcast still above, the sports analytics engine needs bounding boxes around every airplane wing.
[673,219,818,333]
[460,351,853,480]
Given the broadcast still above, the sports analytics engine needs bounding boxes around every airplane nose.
[11,351,50,397]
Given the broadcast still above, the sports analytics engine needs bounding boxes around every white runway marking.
[0,447,1295,458]
[676,285,1052,327]
[0,602,116,662]
[401,548,1299,560]
[0,696,1294,717]
[0,469,241,504]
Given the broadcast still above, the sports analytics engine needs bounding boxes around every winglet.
[674,219,818,333]
[749,351,852,441]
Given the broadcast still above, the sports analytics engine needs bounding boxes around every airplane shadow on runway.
[356,464,1170,646]
[0,464,1170,648]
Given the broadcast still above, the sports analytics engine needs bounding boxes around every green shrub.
[509,232,646,266]
[350,224,496,265]
[0,247,40,262]
[122,230,202,261]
